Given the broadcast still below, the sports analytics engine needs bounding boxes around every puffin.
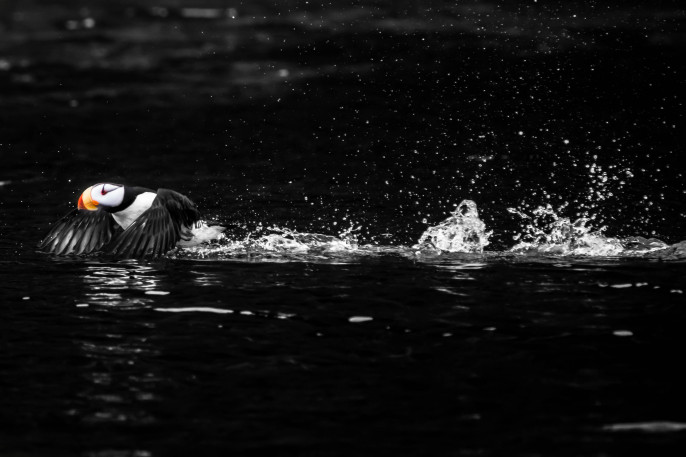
[39,183,223,257]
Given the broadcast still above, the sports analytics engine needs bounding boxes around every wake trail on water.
[172,200,686,261]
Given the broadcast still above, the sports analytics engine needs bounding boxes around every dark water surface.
[2,253,686,456]
[2,1,686,456]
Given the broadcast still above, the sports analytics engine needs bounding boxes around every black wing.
[106,189,200,258]
[38,209,118,255]
[156,188,200,232]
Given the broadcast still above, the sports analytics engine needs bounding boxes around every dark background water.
[2,256,686,456]
[1,1,686,456]
[1,0,684,245]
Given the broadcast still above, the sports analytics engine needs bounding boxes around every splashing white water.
[175,225,361,259]
[169,201,683,261]
[507,205,668,256]
[252,226,359,252]
[177,221,227,248]
[414,200,491,253]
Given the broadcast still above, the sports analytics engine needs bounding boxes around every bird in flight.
[38,183,223,257]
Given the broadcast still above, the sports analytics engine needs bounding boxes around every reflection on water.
[75,332,161,428]
[1,251,685,456]
[73,264,168,430]
[81,262,165,308]
[189,269,223,287]
[603,422,686,433]
[435,263,487,271]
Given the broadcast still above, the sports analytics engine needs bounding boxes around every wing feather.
[156,188,200,232]
[106,199,179,258]
[38,209,117,255]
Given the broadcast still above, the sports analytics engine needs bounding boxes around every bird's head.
[78,183,125,211]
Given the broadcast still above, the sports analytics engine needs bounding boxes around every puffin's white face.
[78,183,125,211]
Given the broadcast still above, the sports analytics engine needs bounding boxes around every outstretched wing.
[156,188,200,232]
[38,209,118,255]
[106,189,200,258]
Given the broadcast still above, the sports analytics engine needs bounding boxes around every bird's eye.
[102,184,119,195]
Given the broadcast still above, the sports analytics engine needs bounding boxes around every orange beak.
[77,186,99,211]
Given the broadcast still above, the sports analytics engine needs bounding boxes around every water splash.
[168,201,682,261]
[414,200,491,253]
[508,154,638,236]
[507,204,668,256]
[579,160,634,220]
[177,221,227,248]
[174,225,360,260]
[252,226,359,252]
